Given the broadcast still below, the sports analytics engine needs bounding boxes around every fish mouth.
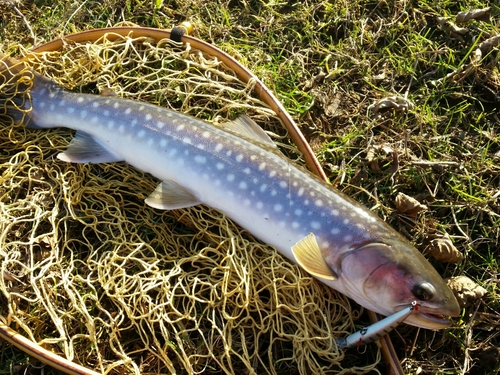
[402,307,457,330]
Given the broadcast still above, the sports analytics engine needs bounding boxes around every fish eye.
[412,282,436,301]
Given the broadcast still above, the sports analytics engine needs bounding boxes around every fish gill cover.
[0,34,377,374]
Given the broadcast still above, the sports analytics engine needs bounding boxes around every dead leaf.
[394,192,427,216]
[366,144,398,174]
[368,95,414,115]
[447,276,487,308]
[456,8,491,23]
[425,236,463,263]
[436,17,470,41]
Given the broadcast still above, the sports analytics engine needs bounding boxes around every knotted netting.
[0,29,381,374]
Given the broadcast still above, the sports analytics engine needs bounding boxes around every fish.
[0,52,460,330]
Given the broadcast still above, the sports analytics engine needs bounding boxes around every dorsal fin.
[221,115,277,149]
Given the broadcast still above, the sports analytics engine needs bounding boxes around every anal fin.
[145,180,201,210]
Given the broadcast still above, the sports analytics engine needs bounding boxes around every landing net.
[0,30,380,374]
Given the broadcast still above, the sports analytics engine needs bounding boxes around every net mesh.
[0,30,380,374]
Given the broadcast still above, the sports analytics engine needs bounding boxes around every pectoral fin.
[58,131,123,163]
[291,233,338,280]
[145,180,201,210]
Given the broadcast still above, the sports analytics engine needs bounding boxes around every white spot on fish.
[227,174,235,182]
[103,110,110,116]
[279,181,287,189]
[202,131,210,138]
[298,188,305,196]
[343,218,349,225]
[49,104,55,111]
[216,163,225,170]
[322,241,330,248]
[40,102,46,108]
[332,209,339,216]
[236,154,244,162]
[177,124,185,131]
[260,184,267,192]
[294,209,302,216]
[138,130,145,138]
[315,199,323,207]
[92,102,99,108]
[125,108,131,115]
[344,235,353,242]
[239,181,247,190]
[243,168,251,174]
[113,102,120,109]
[311,221,321,230]
[107,120,114,128]
[77,97,85,103]
[157,122,165,129]
[215,143,223,152]
[59,100,65,106]
[80,110,88,119]
[145,114,152,121]
[195,155,206,164]
[331,228,340,235]
[183,137,192,144]
[139,105,145,111]
[259,162,266,171]
[292,222,300,229]
[250,155,257,161]
[279,221,286,228]
[148,138,154,146]
[67,107,75,114]
[269,170,277,177]
[226,150,233,157]
[271,190,278,196]
[49,92,55,99]
[169,149,177,157]
[160,139,167,147]
[256,202,263,209]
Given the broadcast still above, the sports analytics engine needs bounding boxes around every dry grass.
[0,0,499,374]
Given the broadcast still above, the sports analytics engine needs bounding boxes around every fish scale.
[0,52,460,329]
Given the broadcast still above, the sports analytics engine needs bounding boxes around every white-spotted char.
[0,53,460,329]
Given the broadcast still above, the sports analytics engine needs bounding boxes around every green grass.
[1,0,499,374]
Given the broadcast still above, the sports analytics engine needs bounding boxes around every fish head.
[333,236,460,330]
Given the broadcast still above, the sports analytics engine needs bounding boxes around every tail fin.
[0,52,35,125]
